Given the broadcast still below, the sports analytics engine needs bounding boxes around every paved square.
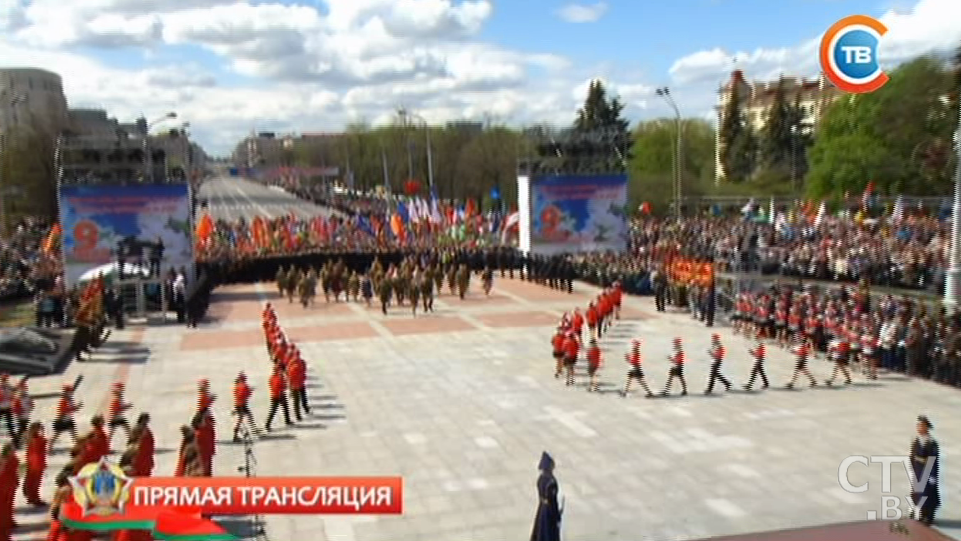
[13,277,961,541]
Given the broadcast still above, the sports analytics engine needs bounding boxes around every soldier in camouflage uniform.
[378,272,393,315]
[408,269,421,316]
[456,263,470,300]
[433,264,444,295]
[347,271,360,302]
[320,262,331,303]
[420,271,434,313]
[284,267,298,303]
[275,266,288,297]
[297,271,312,308]
[447,264,457,296]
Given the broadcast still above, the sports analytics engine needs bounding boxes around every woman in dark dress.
[531,452,561,541]
[911,415,940,525]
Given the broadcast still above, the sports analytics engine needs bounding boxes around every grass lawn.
[0,299,34,327]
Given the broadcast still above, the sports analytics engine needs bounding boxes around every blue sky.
[0,0,956,154]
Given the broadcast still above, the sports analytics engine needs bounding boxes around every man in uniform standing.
[652,268,667,313]
[530,452,562,541]
[910,415,940,525]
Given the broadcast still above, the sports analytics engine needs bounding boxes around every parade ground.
[14,277,961,541]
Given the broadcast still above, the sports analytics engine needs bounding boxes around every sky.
[0,0,959,156]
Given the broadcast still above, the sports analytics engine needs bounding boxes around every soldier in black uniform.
[652,268,667,312]
[530,452,562,541]
[910,415,940,525]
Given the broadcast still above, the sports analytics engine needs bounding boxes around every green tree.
[571,79,633,171]
[574,80,611,132]
[719,78,756,182]
[628,118,716,214]
[758,77,796,178]
[806,57,954,198]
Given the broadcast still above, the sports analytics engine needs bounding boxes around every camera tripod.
[235,423,270,541]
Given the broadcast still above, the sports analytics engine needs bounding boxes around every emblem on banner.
[69,458,133,517]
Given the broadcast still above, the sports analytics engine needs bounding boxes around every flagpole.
[944,95,961,314]
[381,147,391,195]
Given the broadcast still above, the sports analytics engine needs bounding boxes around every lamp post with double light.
[399,109,435,192]
[944,93,961,313]
[142,112,177,182]
[656,87,682,220]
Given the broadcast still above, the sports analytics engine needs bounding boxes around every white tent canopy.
[78,261,150,283]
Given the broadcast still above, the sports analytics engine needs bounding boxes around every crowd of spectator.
[0,218,61,301]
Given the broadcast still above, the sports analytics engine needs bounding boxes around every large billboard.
[58,184,194,286]
[530,174,628,254]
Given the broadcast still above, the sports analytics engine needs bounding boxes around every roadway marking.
[704,498,747,518]
[541,406,598,438]
[474,436,499,449]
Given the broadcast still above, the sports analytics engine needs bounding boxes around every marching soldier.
[456,264,470,299]
[348,271,360,302]
[482,266,494,296]
[133,413,155,477]
[378,274,393,315]
[11,380,31,448]
[22,422,46,507]
[704,333,732,395]
[275,266,287,296]
[744,332,770,391]
[552,327,566,379]
[585,302,598,341]
[49,383,82,452]
[232,372,259,442]
[572,308,584,342]
[785,334,818,389]
[586,338,602,392]
[285,266,298,303]
[106,382,133,446]
[825,334,854,386]
[620,340,654,398]
[409,273,421,316]
[447,265,457,296]
[265,363,293,431]
[87,415,110,462]
[662,337,688,396]
[420,273,434,313]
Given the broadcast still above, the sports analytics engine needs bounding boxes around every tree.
[719,78,756,182]
[574,80,611,133]
[628,118,716,213]
[758,77,793,175]
[806,57,954,198]
[571,79,633,171]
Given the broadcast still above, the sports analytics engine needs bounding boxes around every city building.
[0,68,69,134]
[233,132,285,169]
[714,69,842,182]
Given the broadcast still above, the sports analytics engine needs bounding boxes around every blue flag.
[491,186,500,200]
[397,202,410,225]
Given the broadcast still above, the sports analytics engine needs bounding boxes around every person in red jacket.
[46,472,72,541]
[551,328,565,379]
[11,380,31,449]
[621,339,654,398]
[22,422,46,506]
[597,295,610,338]
[586,339,602,392]
[49,384,82,452]
[191,415,213,477]
[132,413,154,477]
[196,379,216,415]
[0,442,19,538]
[571,308,584,341]
[704,333,732,395]
[107,382,133,447]
[561,332,579,387]
[786,334,818,389]
[265,363,292,432]
[86,415,110,462]
[174,425,198,477]
[825,335,853,386]
[744,332,770,391]
[286,353,309,421]
[232,373,258,442]
[585,302,598,340]
[661,337,688,396]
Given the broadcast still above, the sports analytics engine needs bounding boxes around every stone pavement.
[13,276,961,540]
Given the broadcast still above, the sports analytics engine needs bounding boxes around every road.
[197,176,344,221]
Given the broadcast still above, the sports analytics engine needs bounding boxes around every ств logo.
[819,14,889,94]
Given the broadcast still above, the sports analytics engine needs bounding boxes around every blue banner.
[530,174,628,253]
[58,184,194,286]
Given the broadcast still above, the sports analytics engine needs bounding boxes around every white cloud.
[0,0,956,155]
[556,2,608,23]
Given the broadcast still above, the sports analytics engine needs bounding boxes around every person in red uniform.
[132,413,154,477]
[551,328,565,379]
[612,281,623,320]
[287,352,309,421]
[46,472,72,541]
[107,382,133,447]
[597,294,611,337]
[0,442,19,539]
[744,332,770,391]
[11,380,31,449]
[585,303,598,341]
[586,339,602,392]
[22,422,47,507]
[87,415,109,462]
[786,334,818,389]
[571,308,584,341]
[232,373,258,442]
[825,334,853,386]
[197,379,215,415]
[561,331,579,387]
[191,415,213,476]
[662,337,688,396]
[704,333,732,395]
[265,363,292,431]
[49,384,82,452]
[621,339,653,398]
[174,425,198,477]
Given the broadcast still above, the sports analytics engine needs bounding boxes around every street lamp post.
[790,125,798,192]
[0,92,27,235]
[142,112,177,182]
[405,111,435,192]
[656,87,682,220]
[944,94,961,314]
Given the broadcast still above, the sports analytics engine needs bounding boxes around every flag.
[768,198,775,225]
[42,223,62,255]
[814,201,826,227]
[408,199,420,223]
[397,201,410,225]
[891,195,904,224]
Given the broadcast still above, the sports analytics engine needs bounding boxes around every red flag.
[861,182,875,209]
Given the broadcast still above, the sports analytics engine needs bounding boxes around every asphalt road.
[197,176,343,221]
